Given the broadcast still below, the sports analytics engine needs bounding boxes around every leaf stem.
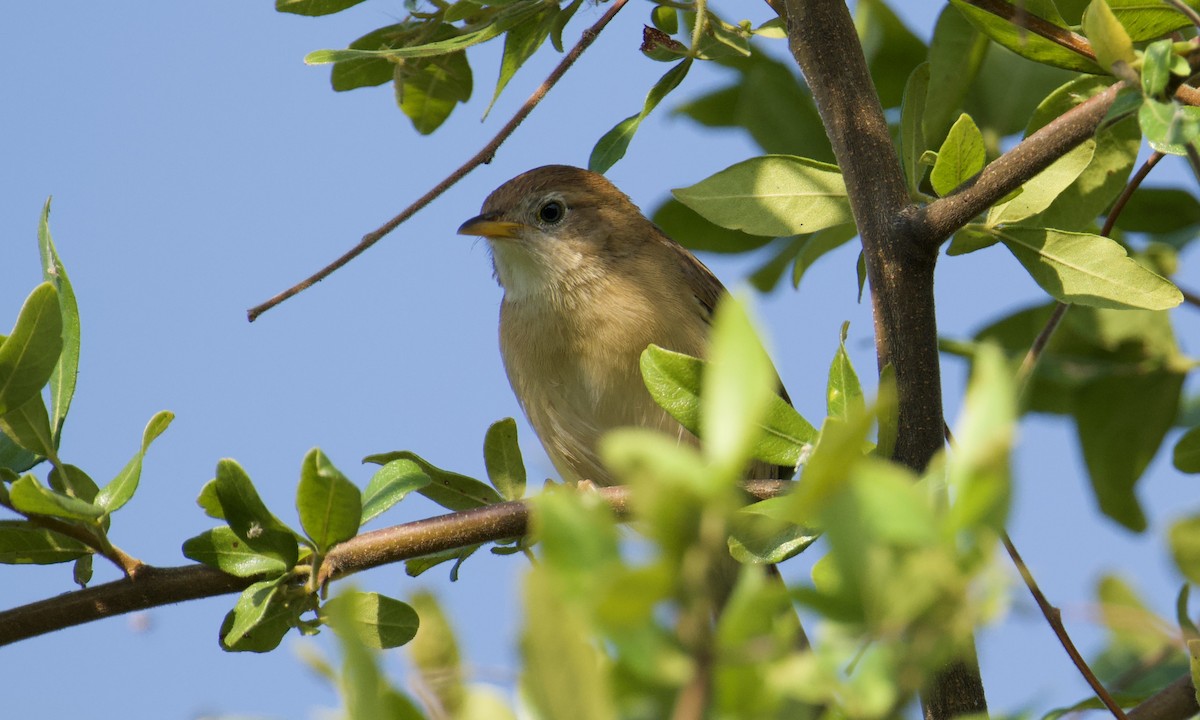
[246,0,631,322]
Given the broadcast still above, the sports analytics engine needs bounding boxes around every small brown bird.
[458,164,788,486]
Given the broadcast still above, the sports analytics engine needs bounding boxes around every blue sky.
[2,2,1197,717]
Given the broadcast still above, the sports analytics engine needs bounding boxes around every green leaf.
[9,474,102,522]
[0,519,88,564]
[364,451,502,511]
[925,4,989,146]
[994,226,1182,310]
[276,0,367,16]
[792,224,858,289]
[1097,574,1171,657]
[395,46,473,135]
[306,2,545,64]
[673,53,833,161]
[1169,515,1200,584]
[728,497,820,564]
[1115,187,1200,235]
[405,544,480,580]
[331,24,415,92]
[650,198,775,254]
[749,235,805,292]
[1083,0,1136,73]
[1139,99,1200,156]
[673,155,852,237]
[0,282,62,416]
[38,199,79,441]
[987,140,1096,225]
[827,322,864,422]
[72,554,92,587]
[950,0,1101,73]
[700,296,775,477]
[48,463,98,503]
[1026,77,1141,232]
[640,345,816,467]
[361,458,431,525]
[855,0,928,108]
[1142,39,1173,97]
[0,434,39,474]
[651,5,678,34]
[1075,372,1182,531]
[94,410,173,512]
[323,591,420,649]
[483,418,526,501]
[196,478,224,520]
[213,459,299,570]
[947,343,1014,532]
[220,578,297,652]
[900,63,930,196]
[1109,0,1200,40]
[408,591,466,715]
[549,0,583,52]
[486,4,556,116]
[297,448,362,553]
[1175,426,1200,473]
[930,113,986,196]
[0,394,56,459]
[521,569,616,720]
[589,59,692,174]
[947,224,1000,256]
[183,526,294,578]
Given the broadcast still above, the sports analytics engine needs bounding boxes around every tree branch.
[1127,672,1200,720]
[246,0,631,322]
[782,1,986,717]
[915,82,1122,249]
[0,481,788,646]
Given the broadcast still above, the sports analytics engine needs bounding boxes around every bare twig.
[246,0,631,322]
[1002,533,1130,720]
[1180,285,1200,308]
[1016,302,1069,387]
[0,480,788,646]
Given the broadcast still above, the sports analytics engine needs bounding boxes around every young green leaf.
[589,58,692,174]
[483,418,526,500]
[792,224,857,290]
[297,448,362,553]
[947,343,1014,532]
[405,544,480,580]
[673,155,851,237]
[995,226,1183,310]
[727,497,820,564]
[48,464,98,503]
[220,578,298,653]
[38,199,80,441]
[0,520,89,564]
[827,322,864,422]
[0,282,62,416]
[1139,99,1200,156]
[94,410,174,513]
[9,474,103,522]
[276,0,367,17]
[323,591,420,649]
[1142,39,1174,97]
[1082,0,1135,74]
[1168,515,1200,584]
[212,458,299,570]
[361,458,431,525]
[365,451,501,511]
[986,140,1095,225]
[485,4,556,116]
[73,554,92,587]
[183,526,295,578]
[408,591,466,715]
[930,113,986,196]
[330,23,411,92]
[0,394,56,460]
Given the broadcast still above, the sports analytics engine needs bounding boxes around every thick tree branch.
[783,1,985,717]
[0,481,788,646]
[1127,673,1200,720]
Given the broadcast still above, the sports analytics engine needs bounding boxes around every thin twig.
[1101,152,1165,238]
[246,0,631,322]
[1002,533,1130,720]
[0,480,788,646]
[1180,285,1200,308]
[958,0,1095,61]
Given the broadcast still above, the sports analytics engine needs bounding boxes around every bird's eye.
[537,200,565,225]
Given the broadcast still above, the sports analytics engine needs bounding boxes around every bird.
[457,164,790,487]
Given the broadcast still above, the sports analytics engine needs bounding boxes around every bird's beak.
[457,214,525,239]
